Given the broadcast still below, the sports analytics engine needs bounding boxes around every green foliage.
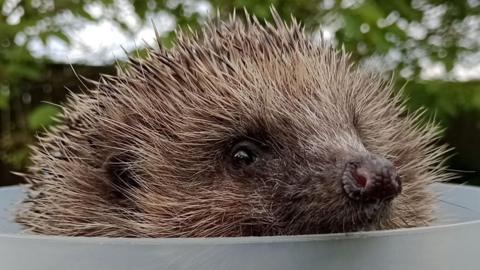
[1,0,480,185]
[403,80,480,121]
[27,104,61,131]
[0,86,9,109]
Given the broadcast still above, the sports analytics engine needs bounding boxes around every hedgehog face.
[17,12,450,237]
[207,74,407,234]
[221,131,403,234]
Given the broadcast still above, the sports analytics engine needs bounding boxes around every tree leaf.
[27,104,62,131]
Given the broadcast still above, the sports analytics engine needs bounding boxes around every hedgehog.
[15,10,452,238]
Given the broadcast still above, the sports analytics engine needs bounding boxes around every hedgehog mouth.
[300,200,394,234]
[330,200,394,233]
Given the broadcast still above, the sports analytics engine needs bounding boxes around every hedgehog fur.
[16,9,452,237]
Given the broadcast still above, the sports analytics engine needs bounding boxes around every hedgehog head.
[17,11,451,237]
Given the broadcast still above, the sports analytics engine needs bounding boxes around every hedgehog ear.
[104,153,140,197]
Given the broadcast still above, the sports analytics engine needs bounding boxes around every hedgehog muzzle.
[341,155,402,203]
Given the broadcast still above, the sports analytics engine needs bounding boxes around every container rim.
[2,217,480,246]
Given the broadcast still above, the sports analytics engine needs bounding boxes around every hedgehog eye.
[230,140,260,169]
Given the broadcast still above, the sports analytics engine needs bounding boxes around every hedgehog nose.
[342,156,402,202]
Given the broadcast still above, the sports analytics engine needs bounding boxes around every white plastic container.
[1,183,479,270]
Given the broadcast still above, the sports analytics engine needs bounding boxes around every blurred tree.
[1,0,480,186]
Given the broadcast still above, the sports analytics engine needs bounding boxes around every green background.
[1,0,479,186]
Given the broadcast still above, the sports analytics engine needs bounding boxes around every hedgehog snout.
[341,155,402,202]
